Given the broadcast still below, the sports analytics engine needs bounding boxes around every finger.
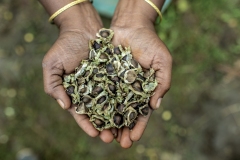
[150,51,172,109]
[116,128,122,143]
[42,53,72,110]
[120,127,133,148]
[130,109,153,141]
[68,107,99,137]
[99,129,115,143]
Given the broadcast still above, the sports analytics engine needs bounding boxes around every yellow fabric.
[48,0,89,24]
[144,0,163,23]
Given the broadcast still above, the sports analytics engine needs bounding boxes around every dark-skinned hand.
[41,2,115,143]
[110,0,172,148]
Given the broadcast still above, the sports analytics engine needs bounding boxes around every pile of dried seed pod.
[63,28,157,131]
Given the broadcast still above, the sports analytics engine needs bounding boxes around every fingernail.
[156,98,162,109]
[113,132,117,138]
[111,128,118,138]
[57,99,65,109]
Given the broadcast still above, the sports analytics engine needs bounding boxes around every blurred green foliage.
[0,0,240,159]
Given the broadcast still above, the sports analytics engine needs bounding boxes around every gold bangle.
[144,0,163,23]
[48,0,90,24]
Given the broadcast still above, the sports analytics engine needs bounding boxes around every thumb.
[150,52,172,109]
[42,54,71,110]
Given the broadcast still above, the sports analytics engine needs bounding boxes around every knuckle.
[42,54,50,69]
[44,86,54,97]
[162,82,171,93]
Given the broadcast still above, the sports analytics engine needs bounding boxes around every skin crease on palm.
[110,27,172,148]
[39,0,172,149]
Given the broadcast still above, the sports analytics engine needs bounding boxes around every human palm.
[110,26,172,147]
[40,0,171,148]
[42,28,115,143]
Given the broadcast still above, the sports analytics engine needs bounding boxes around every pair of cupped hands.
[42,2,172,148]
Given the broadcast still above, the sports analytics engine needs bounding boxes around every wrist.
[56,3,102,32]
[111,0,165,29]
[39,0,102,33]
